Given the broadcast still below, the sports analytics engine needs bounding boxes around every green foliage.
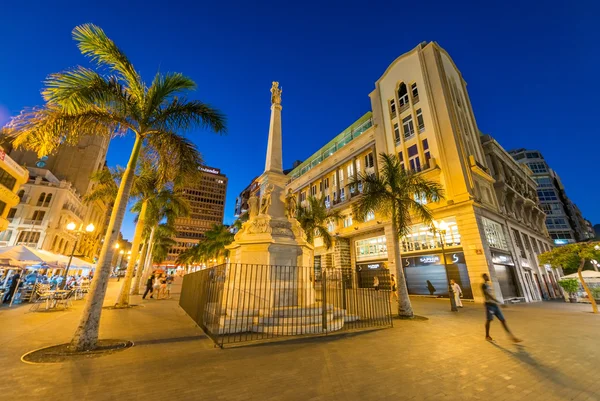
[558,279,579,295]
[296,196,341,249]
[353,153,444,237]
[539,242,600,274]
[591,286,600,300]
[176,224,234,266]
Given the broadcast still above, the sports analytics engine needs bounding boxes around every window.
[339,169,344,184]
[393,123,401,144]
[537,189,558,201]
[343,215,353,228]
[527,162,548,174]
[534,177,553,188]
[550,231,574,240]
[364,153,374,169]
[17,231,40,245]
[546,217,569,229]
[389,99,397,118]
[355,235,388,261]
[416,109,425,132]
[422,139,430,164]
[319,181,323,192]
[365,210,375,222]
[310,185,317,196]
[340,188,346,201]
[43,193,52,207]
[356,159,361,174]
[482,217,509,251]
[526,152,541,159]
[414,193,427,205]
[400,218,461,252]
[398,83,409,108]
[347,164,354,178]
[7,208,16,219]
[324,177,329,190]
[18,190,24,201]
[541,203,563,215]
[327,220,335,232]
[37,193,46,207]
[0,230,12,242]
[411,83,419,101]
[0,167,16,192]
[300,192,306,202]
[398,152,405,170]
[408,145,420,172]
[324,195,331,208]
[402,115,415,140]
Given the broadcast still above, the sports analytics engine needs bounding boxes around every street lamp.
[432,220,458,312]
[62,222,95,288]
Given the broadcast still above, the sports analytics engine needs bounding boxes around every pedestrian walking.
[2,272,21,304]
[142,274,155,299]
[373,275,380,291]
[165,274,174,299]
[153,274,163,299]
[390,274,398,300]
[451,279,463,307]
[482,274,521,343]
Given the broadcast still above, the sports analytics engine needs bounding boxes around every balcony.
[399,103,409,113]
[412,95,420,105]
[22,219,44,226]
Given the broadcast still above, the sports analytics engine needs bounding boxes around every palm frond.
[151,98,226,134]
[72,24,143,98]
[144,130,203,185]
[144,72,196,118]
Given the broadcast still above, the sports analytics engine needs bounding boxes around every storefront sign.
[419,255,440,264]
[491,252,515,266]
[199,167,220,175]
[356,262,386,271]
[367,264,380,270]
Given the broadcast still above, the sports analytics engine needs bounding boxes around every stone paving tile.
[1,279,600,400]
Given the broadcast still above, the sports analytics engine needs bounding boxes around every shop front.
[403,252,473,299]
[356,261,391,289]
[491,251,520,300]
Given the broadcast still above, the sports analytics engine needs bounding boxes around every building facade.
[167,166,227,263]
[0,148,29,232]
[1,136,110,260]
[233,176,260,218]
[509,149,593,244]
[286,42,558,303]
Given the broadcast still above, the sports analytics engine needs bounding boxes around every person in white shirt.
[450,279,463,308]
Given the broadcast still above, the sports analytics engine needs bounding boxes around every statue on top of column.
[271,81,282,106]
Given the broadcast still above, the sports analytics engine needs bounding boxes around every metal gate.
[179,264,393,348]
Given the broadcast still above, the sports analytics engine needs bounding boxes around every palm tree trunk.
[578,258,598,314]
[140,225,156,286]
[115,200,147,307]
[70,134,144,351]
[391,217,414,318]
[131,239,148,295]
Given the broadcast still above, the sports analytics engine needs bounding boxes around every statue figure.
[271,81,282,106]
[259,184,274,215]
[248,192,259,220]
[285,188,297,218]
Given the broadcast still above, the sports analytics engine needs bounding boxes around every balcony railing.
[22,219,44,226]
[399,103,410,113]
[412,95,420,104]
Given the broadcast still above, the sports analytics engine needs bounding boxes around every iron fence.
[179,263,393,347]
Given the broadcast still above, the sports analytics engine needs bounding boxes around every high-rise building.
[508,149,592,244]
[167,166,227,263]
[285,42,560,303]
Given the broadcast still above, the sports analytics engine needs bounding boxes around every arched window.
[43,193,52,207]
[37,193,46,206]
[397,83,409,108]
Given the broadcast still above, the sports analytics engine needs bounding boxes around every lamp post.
[62,222,95,288]
[432,220,458,312]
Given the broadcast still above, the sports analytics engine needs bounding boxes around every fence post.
[322,269,327,332]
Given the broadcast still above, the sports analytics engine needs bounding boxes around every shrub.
[558,279,579,295]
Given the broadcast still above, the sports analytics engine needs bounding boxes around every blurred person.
[482,274,521,343]
[143,273,155,299]
[451,279,463,308]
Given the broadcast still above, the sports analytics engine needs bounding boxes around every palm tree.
[353,153,444,318]
[4,24,225,351]
[151,224,178,265]
[202,224,234,264]
[132,185,190,294]
[296,196,341,249]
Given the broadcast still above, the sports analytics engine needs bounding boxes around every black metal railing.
[179,264,393,348]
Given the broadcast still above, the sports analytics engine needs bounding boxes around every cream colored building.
[0,148,29,232]
[287,42,556,303]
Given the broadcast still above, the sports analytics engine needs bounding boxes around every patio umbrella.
[561,271,600,280]
[0,245,45,264]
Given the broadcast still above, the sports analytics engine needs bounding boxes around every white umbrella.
[0,245,45,264]
[561,270,600,279]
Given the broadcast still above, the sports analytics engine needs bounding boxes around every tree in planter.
[539,242,600,314]
[296,196,341,250]
[557,279,580,302]
[4,24,225,351]
[353,153,444,318]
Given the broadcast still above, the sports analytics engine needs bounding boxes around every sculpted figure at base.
[248,192,259,220]
[285,188,297,219]
[259,184,274,215]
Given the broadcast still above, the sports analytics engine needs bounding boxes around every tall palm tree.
[296,196,341,249]
[202,224,234,264]
[353,153,444,318]
[4,24,225,351]
[152,224,178,265]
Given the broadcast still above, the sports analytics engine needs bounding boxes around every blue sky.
[1,0,598,240]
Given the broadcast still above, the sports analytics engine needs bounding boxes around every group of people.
[142,272,174,300]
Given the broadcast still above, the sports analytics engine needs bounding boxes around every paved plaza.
[1,279,599,401]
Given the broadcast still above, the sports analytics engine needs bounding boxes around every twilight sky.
[0,0,598,240]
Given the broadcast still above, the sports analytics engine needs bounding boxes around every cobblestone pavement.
[1,278,599,401]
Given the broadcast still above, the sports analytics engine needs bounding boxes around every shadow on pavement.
[134,335,207,346]
[490,342,594,398]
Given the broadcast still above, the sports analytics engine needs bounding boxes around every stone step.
[251,317,345,335]
[269,304,333,317]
